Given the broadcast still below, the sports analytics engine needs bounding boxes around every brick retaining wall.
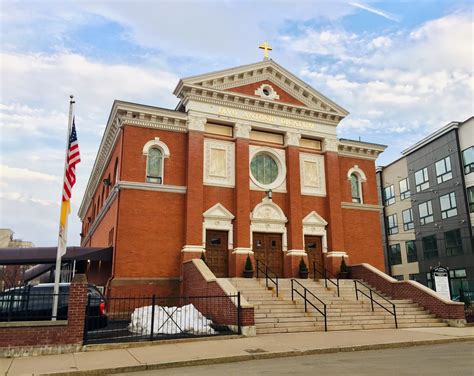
[351,263,466,324]
[182,259,255,334]
[0,274,88,357]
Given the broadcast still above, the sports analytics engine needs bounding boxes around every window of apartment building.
[402,208,414,231]
[418,200,434,225]
[467,186,474,213]
[406,240,418,263]
[445,229,463,256]
[389,244,402,265]
[415,167,430,192]
[387,213,398,234]
[383,185,395,206]
[399,178,410,200]
[409,273,420,282]
[449,269,469,298]
[435,156,453,184]
[422,235,438,259]
[462,146,473,174]
[440,192,457,219]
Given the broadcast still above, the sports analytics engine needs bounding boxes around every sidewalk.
[2,327,474,376]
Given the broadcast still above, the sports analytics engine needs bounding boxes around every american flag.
[62,118,81,201]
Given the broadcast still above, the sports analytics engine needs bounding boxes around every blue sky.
[0,0,473,246]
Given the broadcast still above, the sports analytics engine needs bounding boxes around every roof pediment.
[174,60,348,118]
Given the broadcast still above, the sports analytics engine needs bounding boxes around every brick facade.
[78,61,387,294]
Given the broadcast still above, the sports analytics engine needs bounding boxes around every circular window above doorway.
[251,154,278,185]
[249,148,286,190]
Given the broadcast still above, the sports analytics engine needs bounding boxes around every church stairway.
[229,278,448,335]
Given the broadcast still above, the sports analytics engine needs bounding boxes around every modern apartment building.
[377,117,474,297]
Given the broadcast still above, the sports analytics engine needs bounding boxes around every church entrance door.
[253,232,283,276]
[205,230,228,277]
[304,235,323,276]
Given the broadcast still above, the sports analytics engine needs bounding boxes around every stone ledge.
[0,320,68,328]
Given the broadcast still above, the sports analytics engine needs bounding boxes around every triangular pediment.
[303,211,328,227]
[203,203,234,220]
[174,60,348,117]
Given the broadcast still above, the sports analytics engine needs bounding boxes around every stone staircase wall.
[351,263,466,326]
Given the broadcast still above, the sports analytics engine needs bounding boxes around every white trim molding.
[300,153,326,197]
[250,197,288,253]
[202,203,235,250]
[347,165,367,182]
[204,139,235,188]
[142,137,170,157]
[302,211,328,253]
[255,83,280,100]
[341,202,383,211]
[117,181,187,194]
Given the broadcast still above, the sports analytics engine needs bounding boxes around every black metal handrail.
[353,280,398,328]
[313,262,340,297]
[291,279,327,331]
[255,259,279,297]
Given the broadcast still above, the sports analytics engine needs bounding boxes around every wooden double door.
[205,230,228,277]
[253,232,283,276]
[304,235,323,274]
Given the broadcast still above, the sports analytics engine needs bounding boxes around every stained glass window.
[351,174,361,203]
[251,154,278,185]
[147,147,163,183]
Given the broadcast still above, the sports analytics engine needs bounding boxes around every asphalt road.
[113,341,474,376]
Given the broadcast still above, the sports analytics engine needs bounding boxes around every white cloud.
[349,2,399,22]
[0,164,60,182]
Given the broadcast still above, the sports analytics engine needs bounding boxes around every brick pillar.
[67,274,88,344]
[182,115,206,263]
[324,139,348,275]
[284,132,306,278]
[231,122,253,277]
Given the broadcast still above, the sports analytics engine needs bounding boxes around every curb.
[37,336,474,376]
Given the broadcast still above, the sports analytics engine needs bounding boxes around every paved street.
[115,342,474,376]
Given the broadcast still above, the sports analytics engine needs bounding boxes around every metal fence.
[459,290,473,323]
[84,294,241,344]
[0,286,69,322]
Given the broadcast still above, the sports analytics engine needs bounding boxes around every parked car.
[0,283,108,329]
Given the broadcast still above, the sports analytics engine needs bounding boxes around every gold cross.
[259,41,272,60]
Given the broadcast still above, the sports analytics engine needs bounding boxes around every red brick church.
[79,59,386,296]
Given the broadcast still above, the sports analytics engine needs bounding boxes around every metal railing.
[84,293,241,344]
[255,259,279,297]
[353,280,398,328]
[291,279,327,331]
[0,286,69,322]
[313,262,340,297]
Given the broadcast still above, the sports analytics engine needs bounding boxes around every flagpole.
[52,95,75,321]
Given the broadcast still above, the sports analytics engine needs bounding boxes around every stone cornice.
[174,59,349,117]
[182,88,341,127]
[341,202,383,211]
[78,101,188,220]
[118,181,187,194]
[338,139,386,161]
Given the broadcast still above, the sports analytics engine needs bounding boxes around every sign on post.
[431,265,451,301]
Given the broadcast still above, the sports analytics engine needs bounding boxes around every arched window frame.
[143,137,170,184]
[347,165,367,204]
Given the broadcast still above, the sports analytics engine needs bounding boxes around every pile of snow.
[128,303,216,335]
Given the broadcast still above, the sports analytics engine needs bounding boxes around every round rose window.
[250,154,278,185]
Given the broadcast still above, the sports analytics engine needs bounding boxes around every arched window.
[147,147,163,183]
[347,165,367,204]
[350,173,361,203]
[143,137,170,184]
[113,158,119,185]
